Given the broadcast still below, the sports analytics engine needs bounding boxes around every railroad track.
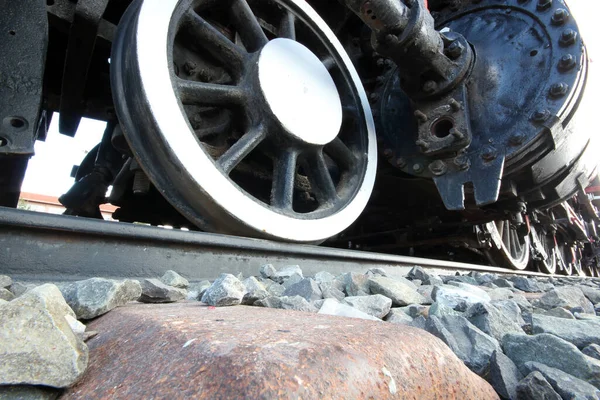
[0,207,560,282]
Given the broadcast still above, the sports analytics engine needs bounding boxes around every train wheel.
[530,227,557,275]
[110,0,376,243]
[556,242,572,276]
[483,220,530,270]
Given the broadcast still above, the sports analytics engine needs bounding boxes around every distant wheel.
[531,227,557,275]
[111,0,376,242]
[556,242,572,276]
[484,220,530,270]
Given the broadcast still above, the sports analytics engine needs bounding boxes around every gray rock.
[516,372,561,400]
[410,279,422,287]
[523,361,600,400]
[8,282,34,297]
[432,285,490,311]
[278,295,318,313]
[596,303,600,315]
[503,333,600,388]
[0,275,11,289]
[535,307,575,319]
[406,266,432,282]
[465,302,523,341]
[60,278,142,319]
[385,308,414,325]
[283,278,322,302]
[579,285,600,304]
[186,280,211,301]
[264,280,285,297]
[318,298,379,321]
[492,278,514,289]
[447,281,491,297]
[424,315,500,375]
[0,385,61,400]
[427,275,444,286]
[429,301,460,318]
[253,296,281,308]
[365,267,387,277]
[416,285,434,304]
[312,299,326,309]
[160,270,189,289]
[64,314,86,341]
[201,274,246,306]
[368,276,425,306]
[468,272,498,285]
[0,299,7,305]
[314,271,335,283]
[139,279,187,303]
[0,284,88,387]
[583,344,600,360]
[0,288,14,301]
[532,313,600,348]
[259,264,277,279]
[491,300,527,328]
[399,304,429,318]
[321,285,345,302]
[444,275,479,286]
[343,295,392,319]
[343,272,370,296]
[410,315,427,329]
[272,265,303,284]
[511,277,541,292]
[505,292,532,313]
[241,277,269,305]
[282,273,303,289]
[487,288,513,301]
[488,350,523,400]
[537,282,555,292]
[536,286,595,314]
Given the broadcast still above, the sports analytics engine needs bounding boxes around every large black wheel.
[530,226,557,274]
[111,0,377,243]
[483,220,530,270]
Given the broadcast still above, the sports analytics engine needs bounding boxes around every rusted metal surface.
[62,302,498,399]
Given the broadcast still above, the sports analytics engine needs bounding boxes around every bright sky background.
[21,0,600,197]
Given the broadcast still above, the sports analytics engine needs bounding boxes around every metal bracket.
[433,152,505,210]
[59,0,110,137]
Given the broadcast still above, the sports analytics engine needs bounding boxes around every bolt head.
[551,8,569,25]
[395,158,407,168]
[558,54,576,71]
[429,160,447,176]
[445,41,464,59]
[383,148,393,158]
[422,80,438,94]
[412,163,423,173]
[537,0,552,10]
[549,82,569,98]
[509,132,526,146]
[453,155,470,170]
[481,145,497,161]
[531,109,550,122]
[560,29,577,46]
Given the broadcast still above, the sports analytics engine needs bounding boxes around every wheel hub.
[257,38,342,146]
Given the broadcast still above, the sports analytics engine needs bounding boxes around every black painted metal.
[0,0,48,155]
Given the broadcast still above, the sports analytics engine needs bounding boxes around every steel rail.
[0,207,561,282]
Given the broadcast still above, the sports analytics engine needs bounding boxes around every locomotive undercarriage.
[0,0,598,274]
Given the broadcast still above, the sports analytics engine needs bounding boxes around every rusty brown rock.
[62,302,498,399]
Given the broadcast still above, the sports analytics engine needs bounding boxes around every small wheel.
[531,227,557,275]
[111,0,376,242]
[483,220,530,270]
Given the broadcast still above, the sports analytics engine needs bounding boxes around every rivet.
[549,82,569,98]
[537,0,552,11]
[395,158,407,168]
[551,8,569,25]
[453,155,470,170]
[481,145,497,161]
[449,99,462,111]
[558,54,576,71]
[412,163,423,173]
[559,29,577,46]
[415,139,430,150]
[450,128,464,140]
[383,148,394,158]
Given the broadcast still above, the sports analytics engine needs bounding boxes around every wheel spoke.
[502,221,510,249]
[176,78,245,106]
[324,138,357,170]
[271,150,298,210]
[181,11,246,74]
[306,151,338,204]
[509,230,519,258]
[217,125,266,174]
[230,0,268,52]
[279,11,296,40]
